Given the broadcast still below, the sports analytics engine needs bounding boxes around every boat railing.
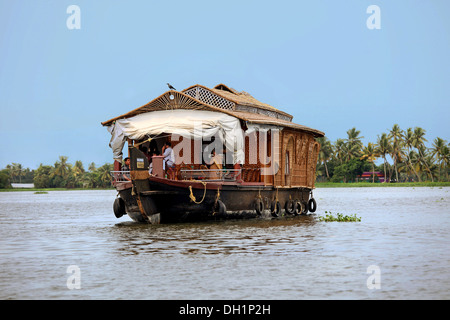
[110,170,131,183]
[180,169,241,181]
[110,169,241,182]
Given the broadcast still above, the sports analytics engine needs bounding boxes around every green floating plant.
[319,211,361,222]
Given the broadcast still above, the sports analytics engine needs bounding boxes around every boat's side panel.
[275,129,320,189]
[140,178,312,222]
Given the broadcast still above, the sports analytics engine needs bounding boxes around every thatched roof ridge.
[213,83,239,94]
[233,111,324,137]
[101,84,324,137]
[182,84,293,120]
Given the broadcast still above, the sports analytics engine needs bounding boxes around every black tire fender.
[255,198,264,215]
[113,197,126,218]
[293,200,303,216]
[285,199,295,215]
[214,200,227,216]
[308,198,317,212]
[270,200,281,217]
[301,201,309,215]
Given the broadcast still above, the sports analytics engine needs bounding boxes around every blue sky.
[1,0,449,169]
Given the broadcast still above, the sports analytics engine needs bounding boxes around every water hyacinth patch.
[318,211,361,222]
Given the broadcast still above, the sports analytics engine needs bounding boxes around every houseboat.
[101,84,324,223]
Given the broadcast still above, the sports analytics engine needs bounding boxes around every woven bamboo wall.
[273,129,320,189]
[167,128,320,188]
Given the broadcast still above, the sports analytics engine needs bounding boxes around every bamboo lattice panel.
[184,86,235,110]
[141,92,209,112]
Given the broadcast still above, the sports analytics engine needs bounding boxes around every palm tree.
[376,133,391,182]
[317,137,333,179]
[6,164,15,183]
[406,150,421,181]
[388,124,403,182]
[443,143,450,181]
[424,152,439,182]
[88,162,96,172]
[403,128,421,182]
[7,163,24,183]
[97,163,113,187]
[51,156,72,187]
[73,160,84,174]
[415,144,437,181]
[412,127,434,182]
[333,139,346,164]
[345,142,362,161]
[444,144,450,181]
[53,156,71,180]
[345,127,364,160]
[73,160,85,187]
[431,137,447,181]
[360,143,379,182]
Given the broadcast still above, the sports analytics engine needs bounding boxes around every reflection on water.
[0,187,449,299]
[112,216,317,256]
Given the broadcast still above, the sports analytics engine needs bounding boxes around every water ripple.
[1,188,449,299]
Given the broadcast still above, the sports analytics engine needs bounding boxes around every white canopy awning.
[107,109,245,164]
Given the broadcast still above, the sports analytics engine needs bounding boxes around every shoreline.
[0,187,115,192]
[315,181,450,188]
[1,182,450,192]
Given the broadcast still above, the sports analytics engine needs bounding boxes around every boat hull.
[116,177,315,223]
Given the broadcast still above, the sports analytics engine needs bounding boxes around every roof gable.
[101,90,237,126]
[213,83,238,94]
[101,84,323,137]
[182,84,293,121]
[182,84,236,111]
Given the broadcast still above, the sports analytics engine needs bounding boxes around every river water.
[0,187,449,300]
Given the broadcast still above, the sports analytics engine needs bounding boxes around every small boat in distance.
[101,83,324,223]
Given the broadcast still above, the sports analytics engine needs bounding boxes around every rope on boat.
[211,187,221,216]
[215,187,221,204]
[131,133,173,149]
[189,181,207,204]
[133,137,152,148]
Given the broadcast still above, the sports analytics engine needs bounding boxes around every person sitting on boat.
[162,141,176,179]
[209,150,223,179]
[162,141,175,179]
[122,157,131,181]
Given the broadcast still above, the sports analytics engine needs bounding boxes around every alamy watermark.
[66,265,81,289]
[366,265,381,289]
[66,5,380,31]
[367,5,381,30]
[169,126,281,176]
[66,5,81,30]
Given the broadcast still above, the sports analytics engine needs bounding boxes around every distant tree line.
[316,125,449,183]
[0,156,113,189]
[1,125,448,188]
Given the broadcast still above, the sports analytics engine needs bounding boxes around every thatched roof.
[212,83,282,113]
[101,90,236,125]
[182,84,293,120]
[101,84,324,137]
[233,110,324,137]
